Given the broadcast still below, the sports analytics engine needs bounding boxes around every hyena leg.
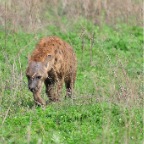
[45,83,58,102]
[56,79,64,99]
[45,79,63,103]
[65,72,76,98]
[65,80,72,98]
[65,78,74,98]
[33,87,45,106]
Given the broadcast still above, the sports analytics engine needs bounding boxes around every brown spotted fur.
[26,36,77,106]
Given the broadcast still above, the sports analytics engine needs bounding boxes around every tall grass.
[0,0,143,32]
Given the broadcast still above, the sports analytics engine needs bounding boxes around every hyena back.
[26,36,77,106]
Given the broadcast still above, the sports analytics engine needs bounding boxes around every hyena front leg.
[45,79,58,103]
[33,87,45,106]
[45,79,63,103]
[46,83,58,102]
[56,79,64,99]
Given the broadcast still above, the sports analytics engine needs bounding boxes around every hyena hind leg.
[65,78,75,99]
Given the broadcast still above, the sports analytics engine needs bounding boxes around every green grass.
[0,20,143,144]
[1,103,143,144]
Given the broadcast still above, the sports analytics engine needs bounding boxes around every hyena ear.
[44,54,53,68]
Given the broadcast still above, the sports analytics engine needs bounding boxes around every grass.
[0,19,143,144]
[1,103,143,144]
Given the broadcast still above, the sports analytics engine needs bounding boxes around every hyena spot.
[55,49,58,54]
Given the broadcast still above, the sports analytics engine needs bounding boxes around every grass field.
[0,1,143,143]
[0,20,143,143]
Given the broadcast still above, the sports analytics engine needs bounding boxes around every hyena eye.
[36,76,42,79]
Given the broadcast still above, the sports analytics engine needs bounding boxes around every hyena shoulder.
[30,36,70,62]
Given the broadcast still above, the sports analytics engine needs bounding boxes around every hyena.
[26,36,77,106]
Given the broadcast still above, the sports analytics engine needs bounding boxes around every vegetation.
[0,0,143,144]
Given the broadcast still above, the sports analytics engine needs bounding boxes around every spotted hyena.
[26,36,77,106]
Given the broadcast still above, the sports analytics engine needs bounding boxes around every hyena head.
[26,55,53,93]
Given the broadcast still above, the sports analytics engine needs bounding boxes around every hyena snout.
[28,81,39,92]
[29,85,35,92]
